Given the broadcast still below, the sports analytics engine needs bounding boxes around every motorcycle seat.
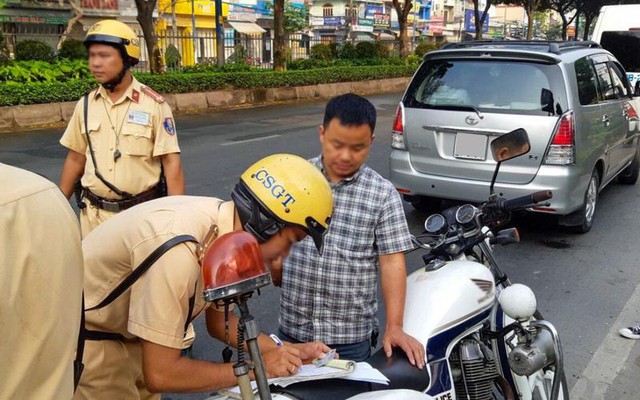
[273,347,430,400]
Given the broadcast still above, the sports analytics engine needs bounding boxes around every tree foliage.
[15,40,54,62]
[59,39,87,60]
[501,0,550,40]
[265,1,309,33]
[574,0,617,40]
[548,0,576,40]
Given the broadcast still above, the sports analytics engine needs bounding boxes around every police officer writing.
[73,155,333,399]
[59,20,184,238]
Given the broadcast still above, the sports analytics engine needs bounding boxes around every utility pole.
[413,0,418,47]
[191,0,197,63]
[215,0,224,66]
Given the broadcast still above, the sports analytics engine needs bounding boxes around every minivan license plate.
[454,133,487,160]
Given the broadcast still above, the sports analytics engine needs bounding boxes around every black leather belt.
[83,183,162,213]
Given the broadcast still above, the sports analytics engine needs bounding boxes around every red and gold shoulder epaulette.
[141,85,165,104]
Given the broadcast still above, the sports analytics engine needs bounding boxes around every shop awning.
[228,21,265,35]
[376,32,397,41]
[0,7,72,24]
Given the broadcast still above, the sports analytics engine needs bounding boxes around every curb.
[0,77,410,134]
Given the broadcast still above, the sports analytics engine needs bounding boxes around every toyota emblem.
[465,116,479,126]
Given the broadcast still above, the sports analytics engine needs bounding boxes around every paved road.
[2,93,640,400]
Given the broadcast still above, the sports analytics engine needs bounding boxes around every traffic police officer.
[74,154,333,399]
[1,163,83,399]
[59,19,185,238]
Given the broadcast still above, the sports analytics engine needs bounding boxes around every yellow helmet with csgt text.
[231,154,333,253]
[84,19,141,66]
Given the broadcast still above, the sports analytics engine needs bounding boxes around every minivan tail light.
[625,101,638,120]
[545,111,575,165]
[392,103,406,150]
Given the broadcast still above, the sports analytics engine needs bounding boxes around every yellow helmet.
[231,154,333,253]
[84,20,140,66]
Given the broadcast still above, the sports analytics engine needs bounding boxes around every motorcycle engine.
[450,340,499,400]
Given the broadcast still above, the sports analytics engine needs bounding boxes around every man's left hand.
[383,325,425,369]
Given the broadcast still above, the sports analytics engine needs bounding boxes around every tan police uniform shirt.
[74,196,236,399]
[60,77,181,236]
[61,77,180,200]
[0,163,83,400]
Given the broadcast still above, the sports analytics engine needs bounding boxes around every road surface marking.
[221,134,281,146]
[570,282,640,399]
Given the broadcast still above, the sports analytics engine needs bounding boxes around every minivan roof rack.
[441,40,601,55]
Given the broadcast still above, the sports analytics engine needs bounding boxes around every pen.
[269,333,283,346]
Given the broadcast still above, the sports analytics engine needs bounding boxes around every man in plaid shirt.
[274,93,425,368]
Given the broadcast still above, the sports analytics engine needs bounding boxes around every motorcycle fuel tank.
[403,260,496,349]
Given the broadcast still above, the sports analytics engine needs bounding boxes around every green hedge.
[0,60,91,83]
[288,57,407,70]
[0,65,417,107]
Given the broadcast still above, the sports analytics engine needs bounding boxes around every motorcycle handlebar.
[498,190,553,211]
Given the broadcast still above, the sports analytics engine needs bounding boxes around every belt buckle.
[101,200,121,213]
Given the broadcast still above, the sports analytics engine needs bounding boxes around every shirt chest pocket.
[82,120,101,135]
[334,222,374,252]
[122,124,153,157]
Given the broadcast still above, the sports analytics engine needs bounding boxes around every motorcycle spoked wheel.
[492,308,568,400]
[530,310,569,400]
[529,367,568,400]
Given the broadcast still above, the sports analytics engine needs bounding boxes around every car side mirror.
[491,128,531,163]
[540,88,555,114]
[634,81,640,97]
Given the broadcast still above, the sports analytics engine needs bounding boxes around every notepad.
[218,361,389,399]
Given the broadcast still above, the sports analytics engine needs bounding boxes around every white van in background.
[592,4,640,91]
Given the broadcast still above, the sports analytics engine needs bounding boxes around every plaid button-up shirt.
[279,156,413,344]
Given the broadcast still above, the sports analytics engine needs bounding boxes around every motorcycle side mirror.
[491,128,531,163]
[489,128,531,195]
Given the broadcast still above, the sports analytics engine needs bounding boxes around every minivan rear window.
[404,59,567,116]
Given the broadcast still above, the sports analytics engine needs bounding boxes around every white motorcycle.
[208,129,568,400]
[267,129,568,400]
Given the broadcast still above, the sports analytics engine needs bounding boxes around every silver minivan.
[390,41,640,232]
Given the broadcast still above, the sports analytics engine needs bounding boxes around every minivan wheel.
[403,194,441,212]
[565,170,599,234]
[618,150,639,185]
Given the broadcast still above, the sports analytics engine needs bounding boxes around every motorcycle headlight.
[498,284,537,322]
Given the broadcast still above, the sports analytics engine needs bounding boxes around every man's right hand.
[285,341,332,364]
[262,345,302,377]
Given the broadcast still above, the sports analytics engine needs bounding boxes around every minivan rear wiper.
[424,104,485,119]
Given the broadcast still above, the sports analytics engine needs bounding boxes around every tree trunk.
[560,13,568,40]
[583,14,593,41]
[135,0,163,74]
[473,0,492,40]
[574,7,581,40]
[172,3,178,37]
[392,0,413,59]
[525,7,534,40]
[56,0,83,50]
[273,0,285,71]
